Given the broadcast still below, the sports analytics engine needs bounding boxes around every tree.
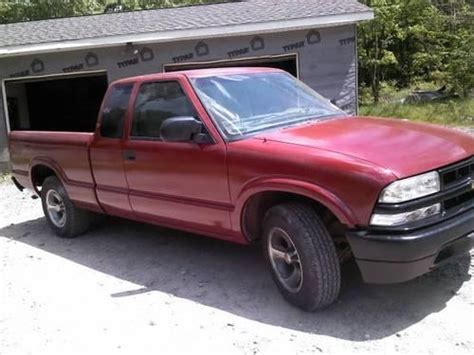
[358,0,473,102]
[0,0,218,24]
[436,0,474,97]
[358,0,400,103]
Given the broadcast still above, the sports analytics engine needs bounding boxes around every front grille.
[439,157,474,214]
[440,157,474,189]
[444,190,474,212]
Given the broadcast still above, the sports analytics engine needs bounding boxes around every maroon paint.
[8,68,474,244]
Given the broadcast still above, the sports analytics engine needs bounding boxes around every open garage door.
[164,54,298,78]
[4,71,108,132]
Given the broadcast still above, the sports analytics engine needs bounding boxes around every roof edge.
[0,11,373,58]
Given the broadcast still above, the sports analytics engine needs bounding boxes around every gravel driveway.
[1,180,473,355]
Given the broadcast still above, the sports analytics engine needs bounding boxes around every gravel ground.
[455,127,474,135]
[1,180,473,355]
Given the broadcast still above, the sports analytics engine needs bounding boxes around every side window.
[132,81,196,139]
[100,84,133,138]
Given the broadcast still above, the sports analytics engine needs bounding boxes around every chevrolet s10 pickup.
[9,68,474,310]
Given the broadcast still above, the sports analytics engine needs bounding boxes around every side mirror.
[160,116,210,143]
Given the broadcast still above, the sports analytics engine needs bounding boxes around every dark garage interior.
[5,73,108,132]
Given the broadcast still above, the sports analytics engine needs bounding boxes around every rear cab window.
[100,84,133,138]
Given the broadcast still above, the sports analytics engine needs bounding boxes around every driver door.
[122,76,232,238]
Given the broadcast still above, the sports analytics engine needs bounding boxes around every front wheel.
[263,203,341,311]
[41,176,94,238]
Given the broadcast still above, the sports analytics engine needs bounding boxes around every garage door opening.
[4,72,108,132]
[164,54,298,78]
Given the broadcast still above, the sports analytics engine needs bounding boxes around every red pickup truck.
[9,68,474,310]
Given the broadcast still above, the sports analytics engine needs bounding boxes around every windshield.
[190,72,344,139]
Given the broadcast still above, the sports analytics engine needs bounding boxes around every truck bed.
[9,131,101,212]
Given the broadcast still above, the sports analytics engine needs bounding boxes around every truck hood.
[256,116,474,178]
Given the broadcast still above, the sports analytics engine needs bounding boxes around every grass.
[0,172,11,183]
[360,98,474,127]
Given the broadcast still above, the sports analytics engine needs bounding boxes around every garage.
[4,72,108,132]
[0,0,373,170]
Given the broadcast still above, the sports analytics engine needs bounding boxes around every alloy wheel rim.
[46,190,66,228]
[267,227,303,293]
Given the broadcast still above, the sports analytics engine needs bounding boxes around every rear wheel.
[263,203,341,311]
[41,176,94,238]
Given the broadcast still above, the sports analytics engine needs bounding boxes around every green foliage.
[358,0,474,103]
[0,0,217,24]
[443,21,474,97]
[110,0,215,11]
[0,1,104,23]
[360,98,474,126]
[0,172,11,183]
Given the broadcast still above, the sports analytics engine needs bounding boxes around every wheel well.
[242,191,352,261]
[31,165,56,189]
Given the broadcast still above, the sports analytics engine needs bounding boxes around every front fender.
[233,177,357,232]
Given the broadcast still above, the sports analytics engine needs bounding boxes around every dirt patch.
[0,180,473,354]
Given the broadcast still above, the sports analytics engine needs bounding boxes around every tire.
[41,176,93,238]
[262,203,341,311]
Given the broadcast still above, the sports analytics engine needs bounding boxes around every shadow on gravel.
[1,216,471,341]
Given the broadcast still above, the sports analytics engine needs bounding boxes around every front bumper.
[346,208,474,284]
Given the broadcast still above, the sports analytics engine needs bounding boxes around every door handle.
[123,150,136,161]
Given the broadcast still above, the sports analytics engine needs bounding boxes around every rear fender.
[29,156,68,194]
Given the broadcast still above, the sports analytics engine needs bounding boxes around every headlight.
[370,203,441,226]
[379,171,440,203]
